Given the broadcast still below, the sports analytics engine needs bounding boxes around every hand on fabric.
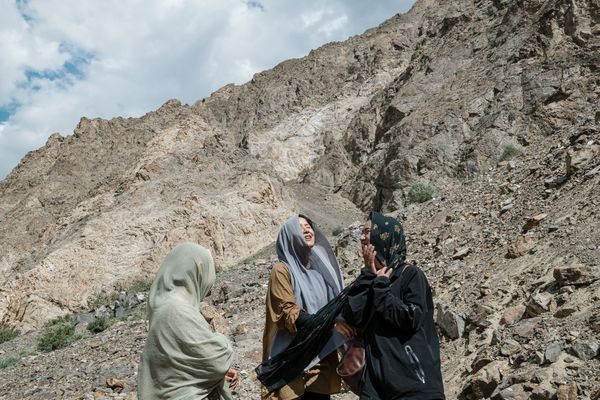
[362,243,377,274]
[375,266,393,278]
[226,368,241,390]
[333,320,357,338]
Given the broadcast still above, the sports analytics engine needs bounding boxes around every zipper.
[405,345,426,384]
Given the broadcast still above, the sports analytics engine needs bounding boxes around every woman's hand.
[362,243,377,274]
[376,266,393,278]
[225,368,241,390]
[333,320,357,338]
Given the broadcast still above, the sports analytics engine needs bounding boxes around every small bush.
[87,316,114,333]
[37,315,77,352]
[332,226,343,236]
[407,182,434,204]
[18,348,37,358]
[0,355,19,369]
[0,348,37,370]
[127,278,153,293]
[500,144,519,161]
[0,325,19,344]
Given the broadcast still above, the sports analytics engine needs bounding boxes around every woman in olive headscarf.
[261,215,355,400]
[138,242,240,400]
[342,212,445,400]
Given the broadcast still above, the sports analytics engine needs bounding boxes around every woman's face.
[361,219,386,270]
[299,217,315,248]
[360,220,372,246]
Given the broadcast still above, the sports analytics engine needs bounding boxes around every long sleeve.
[267,262,303,333]
[342,268,376,327]
[263,263,303,362]
[371,268,428,333]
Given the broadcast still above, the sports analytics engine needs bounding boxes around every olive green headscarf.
[369,211,407,270]
[138,243,234,400]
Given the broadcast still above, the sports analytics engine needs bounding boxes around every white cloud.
[0,0,415,179]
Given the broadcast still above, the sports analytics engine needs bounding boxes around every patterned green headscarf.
[369,211,407,269]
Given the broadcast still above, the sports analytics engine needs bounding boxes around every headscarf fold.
[369,211,407,269]
[276,214,343,313]
[138,243,234,400]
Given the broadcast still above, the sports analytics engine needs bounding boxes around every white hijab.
[138,243,234,400]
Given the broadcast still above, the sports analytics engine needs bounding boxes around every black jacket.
[342,265,445,400]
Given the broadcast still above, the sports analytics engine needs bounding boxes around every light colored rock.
[500,305,526,325]
[506,236,535,258]
[556,382,578,400]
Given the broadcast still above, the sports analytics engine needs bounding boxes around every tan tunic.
[261,262,341,400]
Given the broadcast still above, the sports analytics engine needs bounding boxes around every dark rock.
[436,303,465,339]
[522,213,547,232]
[569,340,599,361]
[554,306,578,318]
[554,264,597,286]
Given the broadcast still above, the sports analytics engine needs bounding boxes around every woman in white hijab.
[138,242,240,400]
[261,215,354,400]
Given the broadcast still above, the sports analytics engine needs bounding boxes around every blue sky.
[0,0,415,180]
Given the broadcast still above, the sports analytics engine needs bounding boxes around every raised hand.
[362,243,377,274]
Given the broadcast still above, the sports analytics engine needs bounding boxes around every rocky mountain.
[1,0,599,398]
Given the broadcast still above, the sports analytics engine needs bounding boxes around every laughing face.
[299,216,315,248]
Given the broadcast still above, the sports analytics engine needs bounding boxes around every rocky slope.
[1,0,599,398]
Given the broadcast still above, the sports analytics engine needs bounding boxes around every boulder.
[500,305,526,325]
[569,340,599,361]
[544,341,564,364]
[436,303,465,339]
[554,264,597,286]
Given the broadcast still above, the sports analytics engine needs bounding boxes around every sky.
[0,0,416,180]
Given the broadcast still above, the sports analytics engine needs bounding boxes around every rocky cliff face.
[0,0,599,398]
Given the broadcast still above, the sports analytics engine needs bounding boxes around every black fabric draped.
[255,280,357,393]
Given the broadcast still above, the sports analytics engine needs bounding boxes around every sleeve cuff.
[359,267,376,279]
[373,276,391,288]
[295,311,312,331]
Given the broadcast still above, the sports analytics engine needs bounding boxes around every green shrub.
[332,226,343,236]
[407,182,434,204]
[37,315,77,352]
[127,278,153,293]
[0,355,19,369]
[0,348,37,370]
[500,144,519,161]
[0,325,19,344]
[87,316,114,333]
